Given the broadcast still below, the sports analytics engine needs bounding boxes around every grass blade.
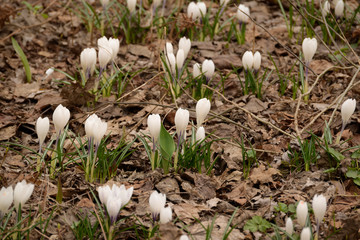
[11,37,32,83]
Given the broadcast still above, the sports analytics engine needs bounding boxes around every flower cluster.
[149,191,172,224]
[0,180,34,215]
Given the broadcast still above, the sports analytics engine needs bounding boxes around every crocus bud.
[296,200,308,227]
[196,127,205,142]
[0,186,13,214]
[322,1,330,16]
[160,206,172,224]
[197,2,206,16]
[147,114,161,142]
[193,63,201,78]
[176,49,185,71]
[80,48,97,77]
[175,108,190,140]
[335,0,344,18]
[242,51,254,70]
[220,0,230,6]
[253,51,261,71]
[106,195,122,224]
[180,235,189,240]
[109,37,120,62]
[149,191,166,220]
[166,52,176,75]
[98,36,113,70]
[300,227,311,240]
[85,114,99,139]
[236,4,250,23]
[179,37,191,58]
[93,118,107,146]
[302,38,317,63]
[13,180,34,210]
[165,42,173,54]
[341,98,356,124]
[36,117,49,151]
[285,217,293,235]
[202,59,215,79]
[312,194,327,224]
[187,2,200,20]
[196,98,211,127]
[45,67,54,78]
[127,0,137,13]
[53,104,70,136]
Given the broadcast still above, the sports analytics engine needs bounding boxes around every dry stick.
[286,0,352,68]
[0,0,73,43]
[327,67,360,127]
[241,9,317,76]
[204,85,296,139]
[301,69,360,134]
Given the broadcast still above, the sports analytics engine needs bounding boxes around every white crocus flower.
[196,127,205,142]
[98,36,113,70]
[335,0,344,18]
[202,59,215,80]
[341,98,356,125]
[242,51,254,70]
[53,104,70,137]
[300,227,311,240]
[149,191,166,220]
[106,195,122,224]
[322,1,330,16]
[193,63,201,78]
[236,4,250,23]
[197,2,206,17]
[312,194,327,227]
[127,0,137,13]
[160,206,172,224]
[285,217,293,235]
[147,114,161,143]
[176,49,185,72]
[175,108,190,141]
[196,98,211,127]
[302,38,317,64]
[179,37,191,58]
[13,180,34,210]
[80,48,97,78]
[165,42,173,54]
[187,2,200,20]
[108,37,120,62]
[253,51,261,71]
[296,200,308,227]
[36,117,50,152]
[0,186,13,214]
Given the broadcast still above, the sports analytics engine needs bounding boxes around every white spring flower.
[302,38,317,63]
[53,104,70,136]
[13,180,34,210]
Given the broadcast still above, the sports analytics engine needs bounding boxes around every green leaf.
[353,178,360,186]
[159,124,175,160]
[351,151,360,158]
[243,216,271,233]
[288,204,296,213]
[12,37,32,83]
[327,147,345,161]
[346,169,360,179]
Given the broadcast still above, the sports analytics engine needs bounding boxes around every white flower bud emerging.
[322,1,330,16]
[193,63,201,78]
[242,51,254,70]
[93,118,107,146]
[36,117,49,151]
[80,48,97,76]
[196,127,205,142]
[302,38,317,63]
[341,98,356,124]
[187,2,200,20]
[160,206,172,224]
[98,36,113,69]
[197,2,206,16]
[149,191,166,219]
[179,37,191,58]
[202,59,215,79]
[53,104,70,136]
[175,108,190,139]
[253,51,261,71]
[300,227,311,240]
[13,180,34,210]
[109,37,120,62]
[127,0,137,13]
[296,200,308,227]
[335,0,344,18]
[116,185,133,208]
[165,42,173,54]
[180,235,190,240]
[0,186,13,214]
[98,185,112,205]
[312,194,327,225]
[45,67,54,78]
[285,217,293,235]
[147,114,161,142]
[106,195,121,223]
[85,114,99,139]
[166,52,176,75]
[236,4,250,23]
[100,0,109,7]
[176,49,185,71]
[196,98,211,127]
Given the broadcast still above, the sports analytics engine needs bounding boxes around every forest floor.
[0,0,360,239]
